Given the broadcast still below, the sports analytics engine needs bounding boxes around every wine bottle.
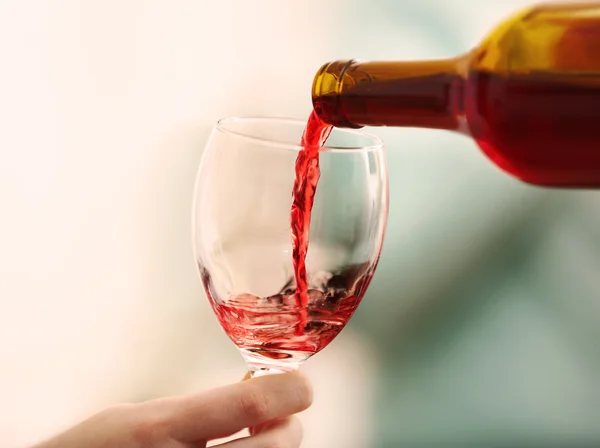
[312,2,600,188]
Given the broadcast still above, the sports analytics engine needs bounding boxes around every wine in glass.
[192,116,387,377]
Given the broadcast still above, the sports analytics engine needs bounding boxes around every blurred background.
[1,0,599,446]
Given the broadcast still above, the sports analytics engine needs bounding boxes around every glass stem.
[249,366,288,378]
[241,348,301,377]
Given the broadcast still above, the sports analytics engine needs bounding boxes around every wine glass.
[192,117,387,377]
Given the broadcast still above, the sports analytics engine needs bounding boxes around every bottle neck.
[312,57,468,131]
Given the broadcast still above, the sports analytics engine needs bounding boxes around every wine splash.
[204,263,373,370]
[290,111,332,335]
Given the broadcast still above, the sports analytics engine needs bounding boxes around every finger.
[168,371,312,442]
[248,419,274,437]
[214,416,303,448]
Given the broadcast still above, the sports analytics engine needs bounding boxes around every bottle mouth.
[311,59,363,129]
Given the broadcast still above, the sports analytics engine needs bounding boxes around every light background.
[1,1,599,447]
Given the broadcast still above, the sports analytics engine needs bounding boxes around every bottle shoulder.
[472,2,600,75]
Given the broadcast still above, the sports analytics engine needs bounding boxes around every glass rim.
[215,116,384,153]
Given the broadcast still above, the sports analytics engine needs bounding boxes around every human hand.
[34,371,312,448]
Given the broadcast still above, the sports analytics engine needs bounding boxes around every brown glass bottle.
[312,2,600,188]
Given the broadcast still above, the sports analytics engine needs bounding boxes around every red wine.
[465,70,600,187]
[203,263,373,366]
[212,291,361,360]
[290,111,332,335]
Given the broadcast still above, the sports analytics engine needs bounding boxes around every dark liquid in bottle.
[314,69,600,187]
[466,70,600,187]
